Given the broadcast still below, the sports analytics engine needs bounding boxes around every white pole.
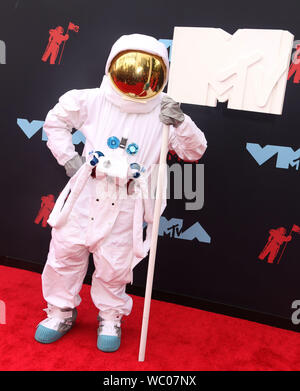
[138,122,170,362]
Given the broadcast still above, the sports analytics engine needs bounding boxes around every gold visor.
[108,50,166,100]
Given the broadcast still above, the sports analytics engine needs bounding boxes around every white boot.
[35,304,77,344]
[97,311,122,352]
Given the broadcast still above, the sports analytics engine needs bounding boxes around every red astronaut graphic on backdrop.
[259,224,300,264]
[41,22,79,65]
[34,194,55,228]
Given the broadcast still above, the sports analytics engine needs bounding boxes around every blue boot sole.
[97,335,121,352]
[34,325,67,344]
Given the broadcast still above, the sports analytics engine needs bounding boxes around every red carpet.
[0,265,300,371]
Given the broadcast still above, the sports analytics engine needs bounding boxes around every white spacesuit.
[34,34,207,352]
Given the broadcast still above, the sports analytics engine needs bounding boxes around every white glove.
[159,95,185,128]
[64,154,86,177]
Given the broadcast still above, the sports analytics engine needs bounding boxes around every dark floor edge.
[1,255,299,334]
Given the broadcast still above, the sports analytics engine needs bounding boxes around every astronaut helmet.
[105,34,169,101]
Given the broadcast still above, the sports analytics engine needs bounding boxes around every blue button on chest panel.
[107,136,120,149]
[107,136,139,156]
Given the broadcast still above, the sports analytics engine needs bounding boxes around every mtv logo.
[168,27,294,114]
[246,143,300,170]
[158,217,211,243]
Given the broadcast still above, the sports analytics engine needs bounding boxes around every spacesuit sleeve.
[168,114,207,161]
[43,89,88,166]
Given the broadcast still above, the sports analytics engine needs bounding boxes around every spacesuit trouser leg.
[42,230,90,309]
[90,202,135,319]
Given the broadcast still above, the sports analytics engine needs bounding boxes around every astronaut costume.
[34,34,207,352]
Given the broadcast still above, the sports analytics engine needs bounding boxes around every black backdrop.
[1,0,300,323]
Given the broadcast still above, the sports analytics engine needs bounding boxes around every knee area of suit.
[93,268,132,286]
[42,261,84,281]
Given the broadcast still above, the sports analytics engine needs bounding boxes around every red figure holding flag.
[41,26,69,65]
[259,225,300,264]
[42,22,79,65]
[258,227,292,264]
[34,194,55,228]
